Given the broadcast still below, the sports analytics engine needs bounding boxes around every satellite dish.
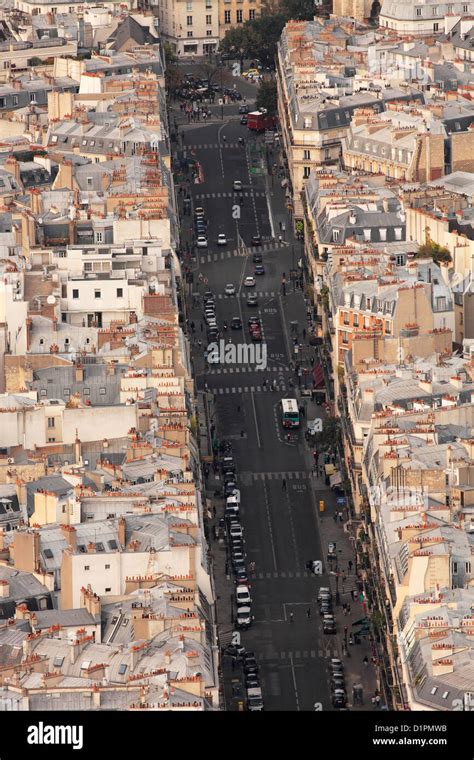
[47,295,56,304]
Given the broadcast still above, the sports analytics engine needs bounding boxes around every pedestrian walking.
[289,612,294,623]
[198,340,202,348]
[204,382,209,392]
[375,695,381,708]
[302,328,306,340]
[333,512,338,523]
[339,511,344,523]
[306,608,311,619]
[344,626,348,636]
[249,561,256,572]
[348,560,353,573]
[191,321,195,332]
[263,378,267,388]
[347,604,351,615]
[363,656,369,667]
[282,479,287,491]
[371,696,376,707]
[213,505,217,518]
[240,430,245,437]
[342,603,347,615]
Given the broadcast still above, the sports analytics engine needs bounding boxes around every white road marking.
[263,480,278,572]
[289,653,301,711]
[251,391,261,449]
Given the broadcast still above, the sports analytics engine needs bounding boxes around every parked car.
[225,283,236,296]
[332,690,346,709]
[243,656,258,674]
[330,659,344,674]
[194,207,205,218]
[236,605,252,629]
[230,524,244,540]
[247,687,264,711]
[244,276,256,287]
[234,567,249,584]
[236,584,251,606]
[317,587,332,602]
[196,236,208,248]
[203,290,214,302]
[245,675,260,690]
[323,614,336,634]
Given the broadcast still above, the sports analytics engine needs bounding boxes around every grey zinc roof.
[30,364,122,406]
[33,608,98,629]
[0,565,50,601]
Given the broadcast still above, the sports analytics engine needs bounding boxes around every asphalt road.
[180,114,335,711]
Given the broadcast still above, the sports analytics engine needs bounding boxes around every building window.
[105,587,111,592]
[105,564,110,569]
[99,388,106,395]
[395,227,402,240]
[206,14,211,23]
[187,31,193,37]
[416,7,422,15]
[236,9,243,21]
[433,22,438,31]
[342,331,349,345]
[48,438,56,443]
[432,5,437,12]
[12,95,18,106]
[353,314,359,327]
[206,29,213,35]
[96,231,103,243]
[452,561,458,574]
[186,0,192,8]
[187,15,192,24]
[463,4,468,10]
[385,320,391,334]
[332,229,339,242]
[249,9,255,18]
[379,228,387,241]
[72,289,79,299]
[303,149,311,160]
[303,166,311,179]
[116,288,123,298]
[363,229,371,242]
[224,10,230,22]
[437,296,446,310]
[343,312,350,325]
[84,565,90,571]
[47,417,55,428]
[94,289,101,299]
[466,561,471,573]
[83,388,90,396]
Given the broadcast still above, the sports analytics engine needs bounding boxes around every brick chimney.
[70,638,81,664]
[86,542,95,553]
[118,517,126,548]
[61,524,77,551]
[80,585,101,618]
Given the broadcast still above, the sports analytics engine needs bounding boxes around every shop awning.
[325,464,335,476]
[330,471,342,487]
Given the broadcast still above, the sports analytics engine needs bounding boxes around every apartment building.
[157,0,219,56]
[276,18,424,222]
[218,0,261,37]
[379,0,474,36]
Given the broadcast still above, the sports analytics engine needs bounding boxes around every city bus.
[281,398,300,429]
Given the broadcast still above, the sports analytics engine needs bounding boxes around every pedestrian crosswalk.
[214,384,286,395]
[256,650,339,661]
[207,365,289,375]
[194,191,265,200]
[187,143,244,150]
[254,569,312,579]
[199,242,278,264]
[250,471,308,481]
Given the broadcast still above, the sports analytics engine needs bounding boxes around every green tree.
[255,80,277,116]
[282,0,317,19]
[312,416,339,451]
[219,13,287,67]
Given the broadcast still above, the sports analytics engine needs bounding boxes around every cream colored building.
[218,0,261,37]
[332,0,374,21]
[157,0,219,56]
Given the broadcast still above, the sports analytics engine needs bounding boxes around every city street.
[175,103,375,711]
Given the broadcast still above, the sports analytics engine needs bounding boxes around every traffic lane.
[235,480,279,577]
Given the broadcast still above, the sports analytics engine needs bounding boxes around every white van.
[226,491,241,509]
[247,687,264,711]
